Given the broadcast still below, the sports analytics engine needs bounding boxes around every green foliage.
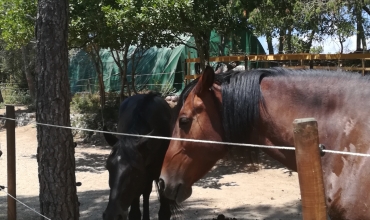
[0,0,36,49]
[70,92,120,138]
[0,0,37,100]
[274,35,324,54]
[69,0,113,48]
[248,0,369,53]
[0,47,23,82]
[151,0,248,66]
[248,0,292,38]
[310,46,324,54]
[0,83,32,106]
[71,93,101,113]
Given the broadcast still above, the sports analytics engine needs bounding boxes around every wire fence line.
[134,71,185,77]
[0,116,370,157]
[73,82,183,87]
[0,87,29,91]
[0,187,51,220]
[1,113,370,220]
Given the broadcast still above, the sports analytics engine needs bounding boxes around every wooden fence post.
[293,118,327,220]
[6,105,16,220]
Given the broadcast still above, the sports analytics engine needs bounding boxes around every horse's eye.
[179,117,191,126]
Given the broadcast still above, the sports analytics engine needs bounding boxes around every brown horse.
[159,66,370,220]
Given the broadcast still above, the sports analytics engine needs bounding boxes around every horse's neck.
[252,129,298,171]
[256,75,370,171]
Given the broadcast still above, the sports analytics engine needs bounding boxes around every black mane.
[116,92,162,167]
[176,67,367,143]
[221,68,279,142]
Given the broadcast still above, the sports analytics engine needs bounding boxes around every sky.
[257,35,370,54]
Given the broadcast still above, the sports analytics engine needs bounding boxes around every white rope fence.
[1,116,370,157]
[1,114,370,219]
[0,186,51,220]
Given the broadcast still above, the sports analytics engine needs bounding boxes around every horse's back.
[258,70,370,219]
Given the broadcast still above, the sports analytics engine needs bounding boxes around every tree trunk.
[194,31,210,71]
[21,46,35,101]
[286,27,292,54]
[266,33,274,55]
[123,46,131,97]
[111,47,130,101]
[219,35,225,56]
[278,28,285,54]
[339,37,344,54]
[131,52,138,95]
[304,30,316,53]
[130,47,149,94]
[36,0,79,219]
[355,7,362,50]
[356,21,362,50]
[91,44,105,109]
[130,48,140,95]
[358,22,367,50]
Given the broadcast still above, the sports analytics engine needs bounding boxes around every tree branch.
[173,35,198,51]
[363,6,370,16]
[25,14,36,21]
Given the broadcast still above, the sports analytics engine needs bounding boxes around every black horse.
[103,93,179,220]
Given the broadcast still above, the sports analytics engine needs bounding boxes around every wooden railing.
[185,53,370,63]
[184,53,370,83]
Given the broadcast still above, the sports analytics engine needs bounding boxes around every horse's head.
[159,66,228,203]
[103,135,148,220]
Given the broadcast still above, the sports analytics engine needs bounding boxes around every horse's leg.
[129,197,141,220]
[142,179,153,220]
[158,194,172,220]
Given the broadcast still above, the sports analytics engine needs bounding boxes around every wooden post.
[244,55,248,70]
[6,105,16,220]
[293,118,327,220]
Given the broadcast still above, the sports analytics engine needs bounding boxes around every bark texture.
[36,0,79,219]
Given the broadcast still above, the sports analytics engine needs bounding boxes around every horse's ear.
[194,65,215,95]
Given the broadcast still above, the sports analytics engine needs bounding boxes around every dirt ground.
[0,110,302,220]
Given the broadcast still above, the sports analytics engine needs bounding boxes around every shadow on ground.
[0,190,301,220]
[194,147,294,189]
[74,137,111,173]
[75,152,108,173]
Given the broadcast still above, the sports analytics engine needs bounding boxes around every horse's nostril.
[158,178,165,192]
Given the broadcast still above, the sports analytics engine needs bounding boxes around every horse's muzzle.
[103,202,128,220]
[158,177,192,203]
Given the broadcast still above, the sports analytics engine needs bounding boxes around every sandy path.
[0,124,301,220]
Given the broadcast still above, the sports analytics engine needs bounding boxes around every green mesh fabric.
[68,30,265,95]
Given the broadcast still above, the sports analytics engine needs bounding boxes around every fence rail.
[183,53,370,84]
[2,106,370,219]
[185,53,370,63]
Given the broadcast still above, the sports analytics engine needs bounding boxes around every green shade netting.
[69,30,265,95]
